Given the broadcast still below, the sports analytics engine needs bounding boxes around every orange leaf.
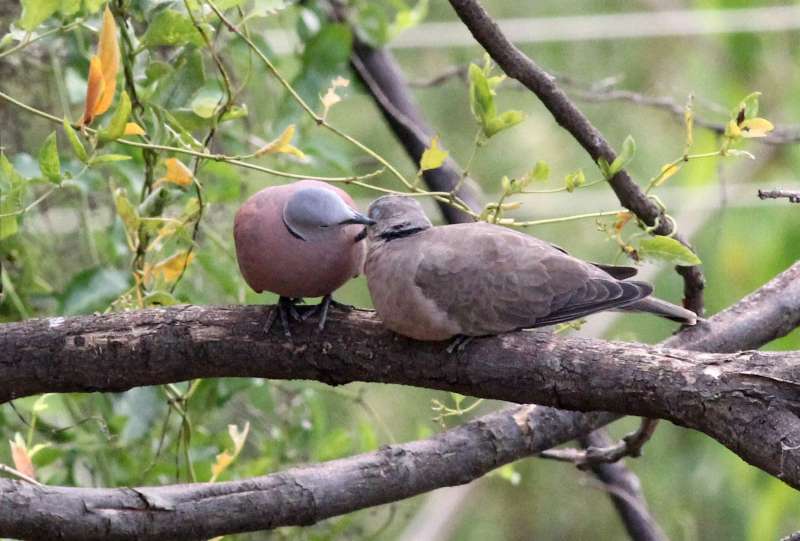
[9,439,35,480]
[94,4,119,116]
[150,251,195,283]
[157,158,194,187]
[124,122,145,136]
[82,56,106,126]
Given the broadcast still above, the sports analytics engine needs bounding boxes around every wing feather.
[413,223,651,335]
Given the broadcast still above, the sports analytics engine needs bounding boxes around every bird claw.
[299,294,348,333]
[265,297,302,338]
[446,335,473,354]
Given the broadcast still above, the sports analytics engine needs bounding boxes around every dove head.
[367,196,433,242]
[283,186,374,242]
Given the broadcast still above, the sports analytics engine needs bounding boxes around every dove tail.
[624,296,698,325]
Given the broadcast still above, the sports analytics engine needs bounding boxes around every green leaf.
[143,290,179,307]
[530,161,550,182]
[89,154,132,164]
[113,188,140,237]
[638,236,702,266]
[59,0,81,16]
[19,0,59,30]
[62,118,88,163]
[0,153,25,190]
[59,267,131,315]
[0,196,19,240]
[733,91,761,121]
[0,154,25,240]
[597,157,612,179]
[419,136,448,171]
[609,135,636,176]
[468,63,495,127]
[388,0,429,40]
[485,109,525,137]
[38,132,61,183]
[98,91,132,143]
[141,9,207,49]
[191,97,218,119]
[565,169,586,193]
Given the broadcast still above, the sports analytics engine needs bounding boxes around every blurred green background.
[1,0,799,539]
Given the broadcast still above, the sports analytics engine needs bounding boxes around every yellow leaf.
[654,163,680,187]
[94,4,119,116]
[149,251,195,284]
[740,117,774,138]
[210,451,234,482]
[614,211,633,232]
[228,422,250,455]
[210,422,250,483]
[319,76,350,120]
[724,119,742,139]
[254,125,305,159]
[420,136,449,171]
[9,435,35,480]
[156,158,193,187]
[81,56,106,126]
[684,94,694,149]
[124,122,145,136]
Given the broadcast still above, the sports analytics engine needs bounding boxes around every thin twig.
[758,189,800,203]
[0,463,42,486]
[540,418,660,466]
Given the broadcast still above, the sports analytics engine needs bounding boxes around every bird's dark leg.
[265,297,302,338]
[300,295,351,332]
[446,335,474,354]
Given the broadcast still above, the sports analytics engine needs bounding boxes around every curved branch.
[3,270,800,488]
[0,406,612,541]
[1,261,799,539]
[446,0,706,315]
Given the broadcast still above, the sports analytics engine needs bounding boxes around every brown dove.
[234,180,374,336]
[364,196,696,347]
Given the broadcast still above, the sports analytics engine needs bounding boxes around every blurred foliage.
[0,0,799,540]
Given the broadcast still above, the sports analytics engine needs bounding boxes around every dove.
[364,196,696,348]
[234,180,374,336]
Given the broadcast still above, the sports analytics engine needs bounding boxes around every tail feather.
[623,296,698,325]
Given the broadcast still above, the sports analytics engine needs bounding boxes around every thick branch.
[348,41,482,222]
[3,278,800,488]
[0,406,614,541]
[1,261,799,539]
[446,0,705,315]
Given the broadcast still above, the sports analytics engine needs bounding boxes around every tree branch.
[3,268,800,487]
[758,189,800,203]
[578,430,669,541]
[446,0,705,315]
[1,260,799,539]
[0,406,615,541]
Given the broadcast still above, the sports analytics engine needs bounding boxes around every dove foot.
[301,294,350,332]
[265,297,303,338]
[446,335,474,354]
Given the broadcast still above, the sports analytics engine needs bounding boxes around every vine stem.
[0,89,384,184]
[514,209,623,227]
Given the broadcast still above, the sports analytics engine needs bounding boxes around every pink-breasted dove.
[234,180,374,336]
[364,196,696,347]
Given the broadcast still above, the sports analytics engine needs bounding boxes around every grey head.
[367,196,433,242]
[283,186,374,242]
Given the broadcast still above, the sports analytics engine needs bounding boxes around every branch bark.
[1,260,799,539]
[446,0,705,315]
[0,406,614,541]
[3,266,800,486]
